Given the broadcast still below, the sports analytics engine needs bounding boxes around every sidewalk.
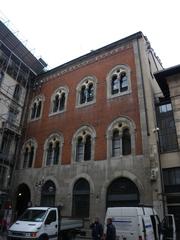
[0,231,7,240]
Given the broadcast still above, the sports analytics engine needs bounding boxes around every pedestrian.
[105,218,116,240]
[90,217,103,240]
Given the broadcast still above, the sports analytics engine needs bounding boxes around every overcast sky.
[0,0,179,70]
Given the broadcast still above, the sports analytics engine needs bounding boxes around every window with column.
[107,117,135,159]
[72,126,96,163]
[30,96,44,120]
[50,87,68,115]
[106,65,131,99]
[44,133,63,166]
[76,76,97,107]
[22,139,37,168]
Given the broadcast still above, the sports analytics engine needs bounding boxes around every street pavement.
[0,232,6,240]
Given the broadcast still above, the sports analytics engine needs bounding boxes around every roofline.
[154,64,180,79]
[154,64,180,98]
[37,31,144,79]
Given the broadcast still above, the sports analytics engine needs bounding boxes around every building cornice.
[34,31,143,87]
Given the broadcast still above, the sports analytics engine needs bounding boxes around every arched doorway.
[16,183,31,217]
[40,180,56,207]
[106,177,140,208]
[72,178,90,218]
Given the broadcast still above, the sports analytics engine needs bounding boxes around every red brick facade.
[24,43,142,168]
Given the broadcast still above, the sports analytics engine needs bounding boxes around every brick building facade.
[11,32,164,222]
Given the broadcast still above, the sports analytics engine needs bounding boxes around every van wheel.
[39,234,49,240]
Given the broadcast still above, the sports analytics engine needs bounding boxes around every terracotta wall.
[24,44,142,167]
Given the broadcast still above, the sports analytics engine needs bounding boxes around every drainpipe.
[154,127,166,217]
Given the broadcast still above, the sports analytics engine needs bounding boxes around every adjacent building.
[154,65,180,237]
[0,20,47,210]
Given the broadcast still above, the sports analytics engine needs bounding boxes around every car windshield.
[19,209,47,222]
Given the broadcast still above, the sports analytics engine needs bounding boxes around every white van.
[161,214,176,240]
[104,206,161,240]
[8,207,85,240]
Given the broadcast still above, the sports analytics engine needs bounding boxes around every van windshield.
[19,209,47,222]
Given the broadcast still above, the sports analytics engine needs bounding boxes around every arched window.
[54,141,60,164]
[76,137,84,162]
[107,65,131,99]
[23,145,34,168]
[73,126,95,162]
[76,135,92,162]
[111,71,128,94]
[80,85,86,104]
[23,147,29,168]
[111,126,131,157]
[59,92,66,111]
[84,135,91,161]
[112,129,121,157]
[106,177,140,208]
[36,101,42,118]
[87,83,94,102]
[72,178,90,217]
[29,146,34,167]
[79,82,94,104]
[76,76,97,107]
[41,180,56,207]
[31,102,37,119]
[22,139,37,169]
[50,87,68,114]
[53,95,59,112]
[107,117,135,158]
[30,96,44,120]
[44,133,63,166]
[120,72,128,92]
[122,128,131,155]
[46,142,53,165]
[111,74,119,95]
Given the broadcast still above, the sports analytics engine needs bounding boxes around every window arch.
[30,95,44,120]
[41,180,56,207]
[106,65,131,99]
[72,125,96,162]
[112,129,121,157]
[106,177,140,207]
[76,76,97,107]
[107,117,135,158]
[72,178,90,217]
[44,133,63,166]
[21,139,37,169]
[122,128,131,155]
[50,87,68,115]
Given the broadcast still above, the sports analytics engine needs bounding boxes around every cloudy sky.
[0,0,179,69]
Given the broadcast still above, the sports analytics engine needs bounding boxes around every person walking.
[105,218,116,240]
[90,217,103,240]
